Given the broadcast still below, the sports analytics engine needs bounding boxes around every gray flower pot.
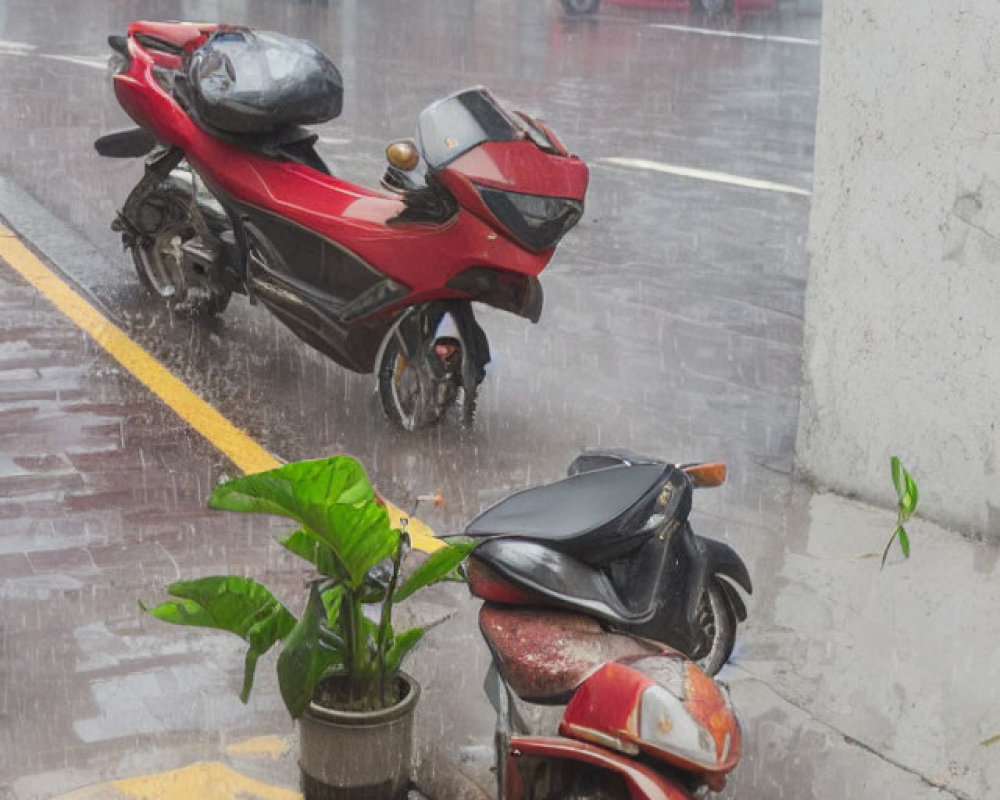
[298,672,421,800]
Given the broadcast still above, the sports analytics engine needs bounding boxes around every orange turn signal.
[682,462,727,488]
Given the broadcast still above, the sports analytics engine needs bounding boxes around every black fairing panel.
[232,203,399,373]
[471,540,654,625]
[445,267,543,323]
[464,463,672,565]
[624,524,707,655]
[697,536,753,594]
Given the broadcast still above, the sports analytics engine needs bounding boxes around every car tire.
[562,0,601,15]
[690,0,732,15]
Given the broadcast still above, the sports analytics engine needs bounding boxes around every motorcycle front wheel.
[377,308,477,431]
[692,579,737,676]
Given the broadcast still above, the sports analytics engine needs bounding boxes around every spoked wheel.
[377,307,478,431]
[691,579,737,676]
[130,189,230,316]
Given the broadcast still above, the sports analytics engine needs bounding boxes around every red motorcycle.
[465,452,749,798]
[96,23,588,429]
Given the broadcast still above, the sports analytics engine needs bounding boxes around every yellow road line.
[0,225,440,551]
[113,762,300,800]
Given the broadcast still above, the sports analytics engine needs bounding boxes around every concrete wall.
[797,0,1000,536]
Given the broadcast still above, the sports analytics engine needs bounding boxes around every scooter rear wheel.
[130,189,230,316]
[692,579,737,676]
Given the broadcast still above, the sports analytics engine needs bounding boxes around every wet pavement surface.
[1,1,997,799]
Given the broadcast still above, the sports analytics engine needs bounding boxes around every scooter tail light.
[466,557,547,605]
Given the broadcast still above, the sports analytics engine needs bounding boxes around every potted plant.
[141,455,472,800]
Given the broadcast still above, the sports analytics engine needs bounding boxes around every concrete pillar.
[797,0,1000,536]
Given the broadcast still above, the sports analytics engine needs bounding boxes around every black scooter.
[465,450,752,674]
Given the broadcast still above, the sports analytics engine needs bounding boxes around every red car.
[562,0,774,14]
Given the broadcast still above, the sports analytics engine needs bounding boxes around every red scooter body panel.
[561,658,741,779]
[504,736,694,800]
[113,32,579,303]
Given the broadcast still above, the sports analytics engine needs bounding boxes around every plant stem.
[342,588,363,705]
[377,538,404,706]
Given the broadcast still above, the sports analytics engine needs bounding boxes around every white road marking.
[597,157,811,197]
[648,23,820,46]
[0,39,36,52]
[40,54,107,70]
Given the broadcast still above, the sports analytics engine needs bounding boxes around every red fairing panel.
[561,657,741,780]
[448,141,589,197]
[113,36,556,295]
[504,736,693,800]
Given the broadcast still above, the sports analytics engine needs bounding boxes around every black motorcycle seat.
[471,539,656,626]
[464,463,669,564]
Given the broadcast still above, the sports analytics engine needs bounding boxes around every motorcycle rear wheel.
[130,189,230,316]
[692,579,737,676]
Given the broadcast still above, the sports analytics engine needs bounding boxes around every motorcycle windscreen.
[417,88,520,169]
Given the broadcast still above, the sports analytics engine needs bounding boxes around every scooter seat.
[464,463,670,564]
[479,604,668,704]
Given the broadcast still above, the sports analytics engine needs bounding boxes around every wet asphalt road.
[0,0,818,527]
[0,0,850,797]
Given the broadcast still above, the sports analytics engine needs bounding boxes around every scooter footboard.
[504,736,693,800]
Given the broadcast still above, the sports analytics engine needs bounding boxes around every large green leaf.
[277,529,343,579]
[211,457,399,588]
[276,583,340,718]
[384,627,425,677]
[140,576,296,702]
[211,456,374,516]
[313,502,400,589]
[394,541,474,603]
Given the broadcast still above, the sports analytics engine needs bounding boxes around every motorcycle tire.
[130,187,231,316]
[562,0,601,15]
[692,578,737,676]
[378,307,477,431]
[690,0,732,15]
